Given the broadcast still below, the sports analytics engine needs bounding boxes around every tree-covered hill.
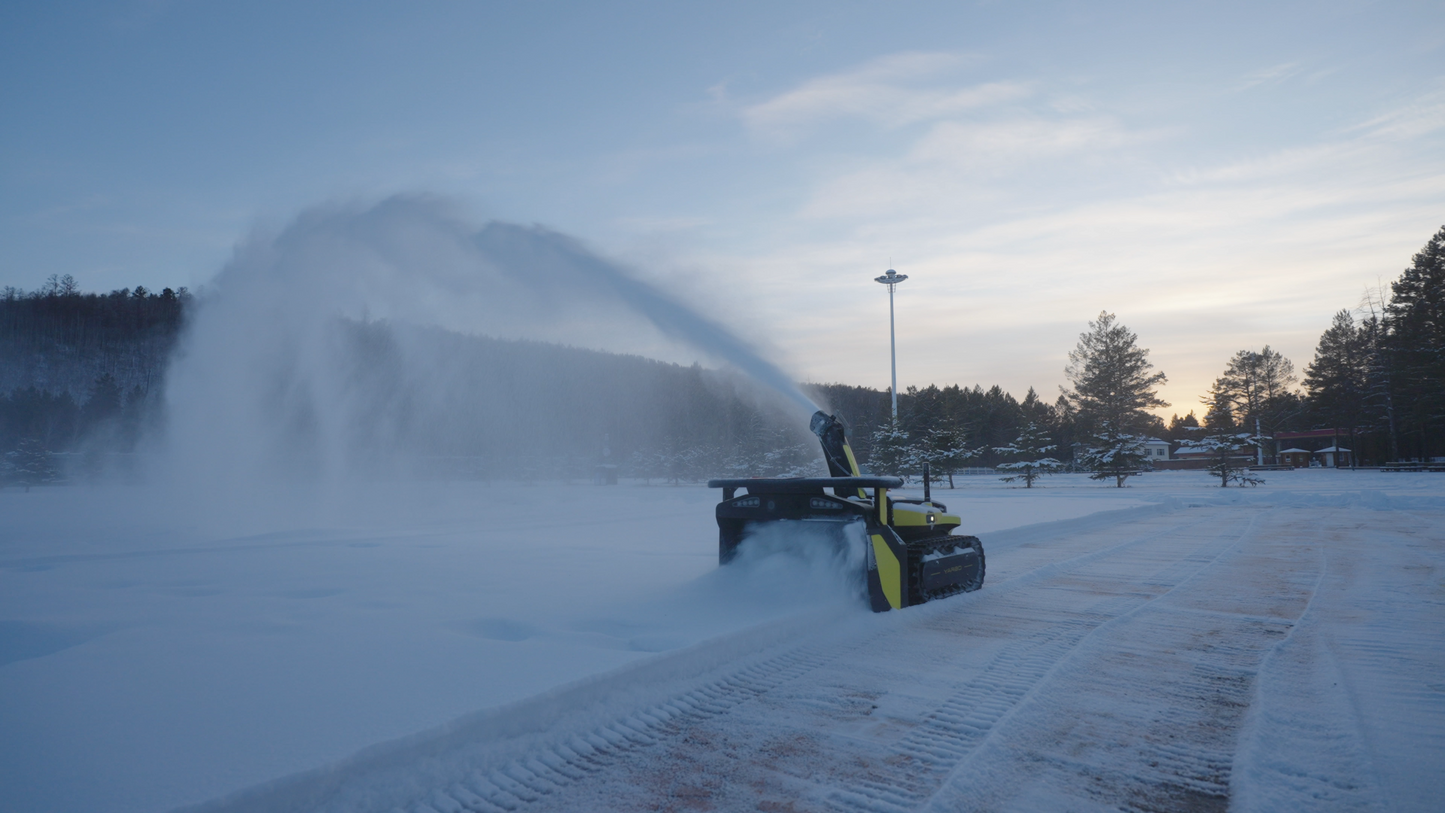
[1,275,187,399]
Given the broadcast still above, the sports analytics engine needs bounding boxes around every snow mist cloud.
[160,196,819,491]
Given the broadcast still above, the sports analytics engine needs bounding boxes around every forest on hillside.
[2,224,1442,485]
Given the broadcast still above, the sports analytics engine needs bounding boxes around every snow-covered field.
[2,470,1442,812]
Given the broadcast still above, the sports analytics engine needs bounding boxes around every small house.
[1278,448,1312,468]
[1273,429,1355,467]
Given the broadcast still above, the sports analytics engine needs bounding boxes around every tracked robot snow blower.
[708,411,984,612]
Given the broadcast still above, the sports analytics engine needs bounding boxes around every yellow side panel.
[871,533,902,610]
[842,442,864,496]
[890,504,962,528]
[890,505,929,526]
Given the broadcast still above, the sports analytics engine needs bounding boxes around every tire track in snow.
[198,504,1316,813]
[498,507,1260,812]
[821,510,1263,813]
[823,602,1146,813]
[1230,565,1383,811]
[396,644,849,813]
[1232,510,1445,813]
[185,603,894,813]
[187,503,1201,813]
[917,506,1324,813]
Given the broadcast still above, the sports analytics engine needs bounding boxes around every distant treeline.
[1191,224,1445,465]
[0,283,1088,484]
[851,225,1445,472]
[0,273,1061,482]
[1293,224,1445,464]
[1,276,186,463]
[3,224,1441,483]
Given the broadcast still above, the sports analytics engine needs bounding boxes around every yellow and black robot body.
[708,412,985,612]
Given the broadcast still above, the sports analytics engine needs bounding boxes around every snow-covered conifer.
[1073,421,1150,487]
[1179,404,1263,487]
[1062,312,1168,487]
[915,425,980,487]
[868,420,914,479]
[993,421,1063,488]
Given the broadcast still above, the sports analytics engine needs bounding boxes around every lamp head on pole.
[874,269,908,288]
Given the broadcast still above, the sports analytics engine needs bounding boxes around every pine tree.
[1210,347,1297,435]
[1167,411,1200,440]
[1018,386,1054,428]
[1358,305,1400,461]
[869,419,914,479]
[1063,311,1168,487]
[1074,422,1150,486]
[724,412,771,477]
[1052,393,1078,465]
[918,425,981,488]
[82,373,124,429]
[1384,224,1445,458]
[994,421,1063,488]
[1303,310,1371,434]
[758,427,818,477]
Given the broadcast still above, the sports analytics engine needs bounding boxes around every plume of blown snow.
[159,196,818,506]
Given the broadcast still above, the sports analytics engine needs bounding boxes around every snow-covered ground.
[2,470,1442,812]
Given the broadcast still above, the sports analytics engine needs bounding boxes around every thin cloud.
[1350,89,1445,140]
[740,52,1027,142]
[910,116,1148,167]
[1174,88,1445,185]
[1168,143,1356,185]
[796,114,1160,219]
[26,194,111,222]
[1237,62,1301,91]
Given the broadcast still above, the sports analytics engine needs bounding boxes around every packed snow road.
[183,494,1445,813]
[2,476,1154,813]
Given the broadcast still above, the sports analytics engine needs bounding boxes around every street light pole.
[874,268,908,422]
[1255,416,1264,467]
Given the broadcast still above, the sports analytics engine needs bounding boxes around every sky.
[3,0,1443,417]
